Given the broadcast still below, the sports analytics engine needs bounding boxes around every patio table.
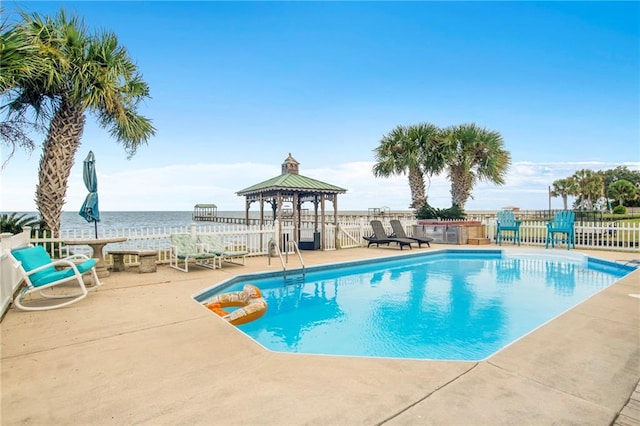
[63,237,127,278]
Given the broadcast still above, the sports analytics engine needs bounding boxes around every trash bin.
[299,232,321,250]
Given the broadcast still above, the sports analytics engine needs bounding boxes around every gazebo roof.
[236,173,346,196]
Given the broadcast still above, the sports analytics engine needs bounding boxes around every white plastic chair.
[10,245,102,311]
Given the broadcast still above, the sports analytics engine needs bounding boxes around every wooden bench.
[107,250,158,273]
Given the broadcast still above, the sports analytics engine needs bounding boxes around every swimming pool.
[194,249,636,361]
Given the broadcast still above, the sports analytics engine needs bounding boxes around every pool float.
[205,284,267,325]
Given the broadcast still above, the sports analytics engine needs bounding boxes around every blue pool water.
[195,250,636,361]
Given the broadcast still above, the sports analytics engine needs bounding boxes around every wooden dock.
[193,211,417,226]
[193,216,265,226]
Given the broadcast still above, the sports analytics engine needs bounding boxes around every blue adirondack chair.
[545,211,576,250]
[496,210,521,246]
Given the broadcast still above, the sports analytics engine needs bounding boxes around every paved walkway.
[614,380,640,426]
[1,246,639,425]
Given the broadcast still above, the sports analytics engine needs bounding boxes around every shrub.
[612,205,627,215]
[415,203,467,220]
[0,213,41,234]
[415,203,439,219]
[439,205,467,220]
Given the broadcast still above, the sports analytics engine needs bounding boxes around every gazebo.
[236,154,347,250]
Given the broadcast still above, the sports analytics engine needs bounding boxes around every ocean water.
[8,211,238,233]
[14,210,375,233]
[23,211,247,233]
[62,211,210,232]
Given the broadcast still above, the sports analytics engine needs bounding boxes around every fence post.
[23,226,32,245]
[1,227,33,316]
[190,223,197,240]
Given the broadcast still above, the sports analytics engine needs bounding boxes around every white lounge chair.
[9,245,101,311]
[198,234,248,266]
[169,234,220,272]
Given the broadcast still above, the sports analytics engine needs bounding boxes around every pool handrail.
[267,239,305,280]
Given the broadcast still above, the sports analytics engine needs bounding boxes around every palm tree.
[0,15,40,88]
[0,212,41,234]
[410,123,448,201]
[372,123,442,209]
[1,9,155,233]
[608,179,638,207]
[439,123,511,209]
[0,15,42,167]
[571,169,604,210]
[550,178,576,210]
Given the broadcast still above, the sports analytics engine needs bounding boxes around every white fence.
[28,223,278,263]
[485,220,640,251]
[23,218,640,261]
[0,228,31,315]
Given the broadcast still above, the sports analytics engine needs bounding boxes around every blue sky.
[2,1,639,212]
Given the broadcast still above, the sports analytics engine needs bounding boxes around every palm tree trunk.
[36,100,85,233]
[408,167,426,208]
[450,166,473,209]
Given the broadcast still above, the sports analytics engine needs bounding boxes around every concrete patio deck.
[1,245,639,425]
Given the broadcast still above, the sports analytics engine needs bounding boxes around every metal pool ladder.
[268,239,306,284]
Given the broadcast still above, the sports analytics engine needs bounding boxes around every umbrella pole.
[94,221,98,239]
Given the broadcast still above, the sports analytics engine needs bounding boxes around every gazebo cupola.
[281,153,299,175]
[236,154,347,250]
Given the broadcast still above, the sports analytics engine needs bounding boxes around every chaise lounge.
[169,234,221,272]
[363,220,414,250]
[198,234,248,266]
[389,219,432,248]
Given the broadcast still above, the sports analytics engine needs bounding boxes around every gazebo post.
[258,196,264,249]
[298,196,304,242]
[271,198,277,220]
[321,194,326,250]
[313,195,319,233]
[333,195,339,249]
[259,195,264,227]
[277,194,283,247]
[245,198,250,225]
[293,192,299,245]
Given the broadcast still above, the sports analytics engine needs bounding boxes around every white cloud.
[3,159,638,213]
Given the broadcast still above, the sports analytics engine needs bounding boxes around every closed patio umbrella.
[79,151,100,238]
